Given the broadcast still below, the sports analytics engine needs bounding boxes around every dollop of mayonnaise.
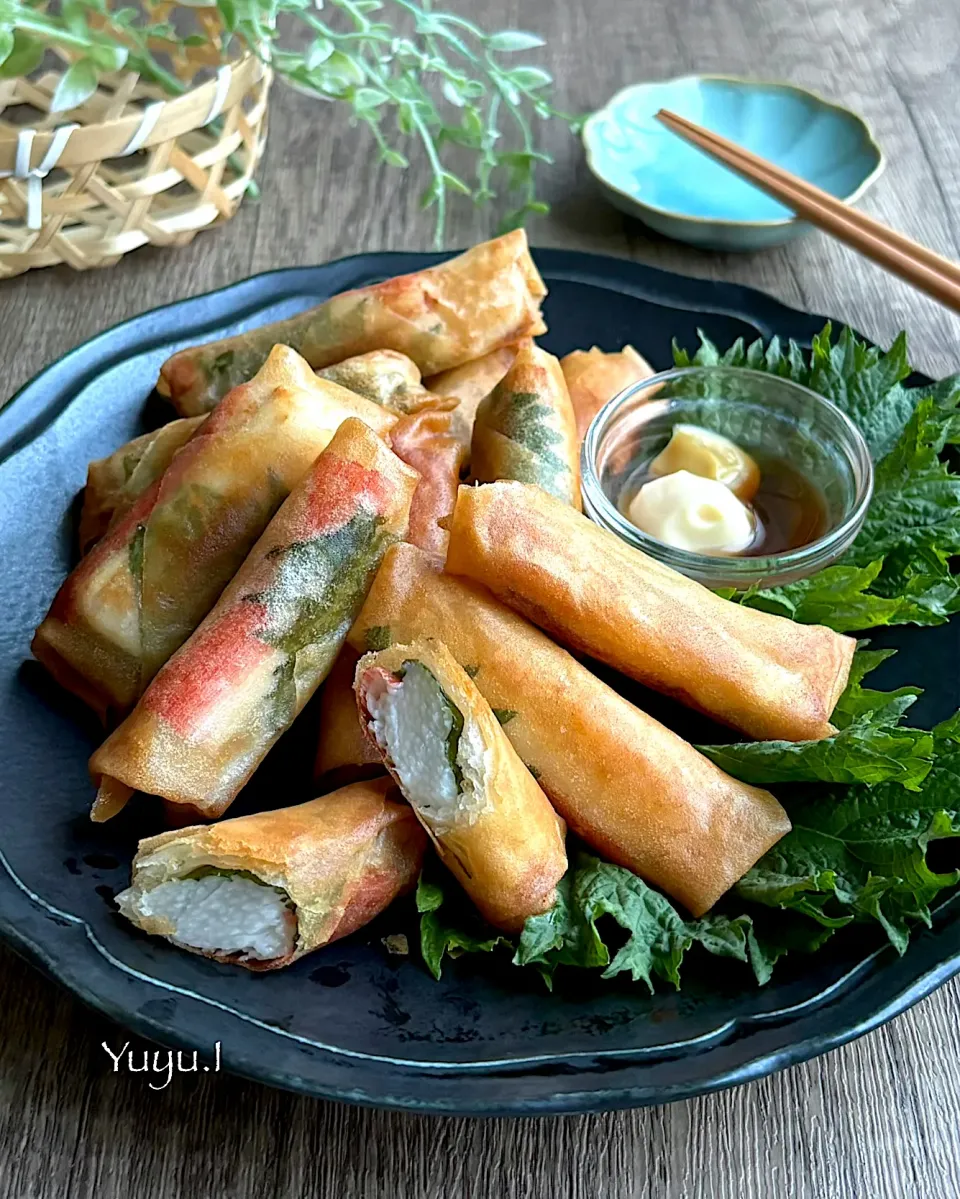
[649,424,760,501]
[627,470,756,554]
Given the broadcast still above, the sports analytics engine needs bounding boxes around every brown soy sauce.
[619,450,828,556]
[742,451,828,555]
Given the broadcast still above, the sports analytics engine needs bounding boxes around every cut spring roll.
[446,482,856,742]
[89,419,418,822]
[314,646,384,786]
[317,349,438,415]
[79,416,205,554]
[116,779,427,970]
[158,231,547,416]
[425,344,519,451]
[470,341,581,509]
[390,406,467,556]
[560,345,654,440]
[34,346,397,723]
[348,545,789,916]
[356,639,567,932]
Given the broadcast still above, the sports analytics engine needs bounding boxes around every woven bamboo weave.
[0,45,269,278]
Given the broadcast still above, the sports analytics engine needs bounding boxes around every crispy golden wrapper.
[33,347,397,723]
[425,344,519,451]
[445,482,856,742]
[116,779,426,970]
[79,416,205,555]
[89,419,418,822]
[560,345,654,440]
[317,348,421,404]
[348,545,789,916]
[317,349,442,416]
[356,638,567,932]
[390,405,466,556]
[158,232,547,416]
[314,645,384,787]
[470,342,581,509]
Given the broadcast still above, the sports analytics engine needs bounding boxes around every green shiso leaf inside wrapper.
[417,325,960,992]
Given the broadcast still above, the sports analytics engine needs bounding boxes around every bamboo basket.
[0,33,270,278]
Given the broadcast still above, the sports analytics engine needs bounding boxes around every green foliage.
[0,0,579,245]
[736,713,960,956]
[674,324,960,632]
[416,873,506,979]
[516,856,756,992]
[698,650,934,792]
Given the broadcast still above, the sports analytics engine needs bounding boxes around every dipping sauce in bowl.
[581,366,873,590]
[619,431,828,557]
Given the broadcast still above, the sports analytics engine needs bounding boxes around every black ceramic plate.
[1,249,958,1116]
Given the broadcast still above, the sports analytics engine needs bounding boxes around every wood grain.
[2,0,960,1195]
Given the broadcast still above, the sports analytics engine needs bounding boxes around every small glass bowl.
[581,366,874,590]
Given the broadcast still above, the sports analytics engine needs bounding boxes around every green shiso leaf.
[736,714,960,956]
[674,324,960,633]
[420,713,960,987]
[415,873,507,980]
[697,650,934,792]
[739,557,960,632]
[516,855,753,992]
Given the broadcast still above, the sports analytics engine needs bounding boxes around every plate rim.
[1,246,952,1116]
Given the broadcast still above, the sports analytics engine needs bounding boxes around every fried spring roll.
[89,419,418,822]
[115,779,427,970]
[356,639,567,932]
[348,544,789,916]
[317,349,439,415]
[34,347,397,723]
[425,344,519,451]
[470,342,581,509]
[446,482,856,742]
[79,416,205,554]
[158,232,547,416]
[390,406,467,556]
[314,646,384,786]
[560,345,654,440]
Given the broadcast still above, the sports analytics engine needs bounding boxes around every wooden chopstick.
[655,108,960,313]
[657,108,960,289]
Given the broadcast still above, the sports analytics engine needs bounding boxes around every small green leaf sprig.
[0,0,581,244]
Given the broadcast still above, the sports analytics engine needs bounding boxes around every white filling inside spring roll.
[366,662,488,831]
[116,874,295,961]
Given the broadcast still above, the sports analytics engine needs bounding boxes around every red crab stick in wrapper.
[312,404,466,786]
[89,419,418,823]
[389,405,467,557]
[78,348,432,558]
[115,779,427,970]
[158,231,547,417]
[32,347,395,723]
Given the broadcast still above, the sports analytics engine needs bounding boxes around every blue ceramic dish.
[583,75,884,251]
[1,251,956,1116]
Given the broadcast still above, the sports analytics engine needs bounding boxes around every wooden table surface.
[3,0,960,1195]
